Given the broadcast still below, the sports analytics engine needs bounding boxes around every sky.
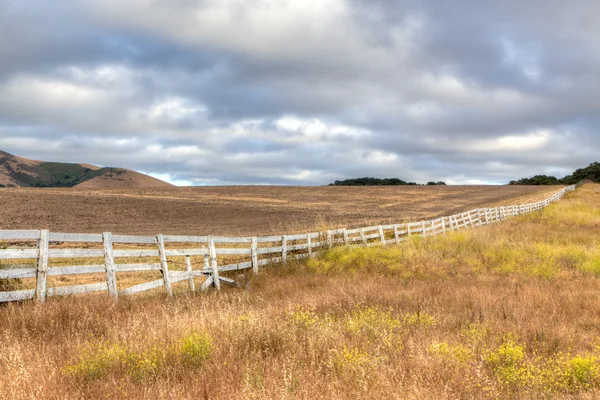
[0,0,598,186]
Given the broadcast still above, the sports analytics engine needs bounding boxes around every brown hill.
[0,150,173,188]
[75,169,174,189]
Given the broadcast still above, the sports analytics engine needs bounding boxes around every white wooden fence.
[0,185,577,303]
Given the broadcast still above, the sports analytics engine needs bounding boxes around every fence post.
[185,255,196,291]
[421,221,426,238]
[342,228,349,245]
[327,231,333,249]
[441,218,446,234]
[282,235,287,263]
[360,228,367,246]
[393,224,400,243]
[35,229,49,303]
[378,225,385,245]
[208,236,220,290]
[103,232,118,299]
[307,234,313,257]
[156,234,173,297]
[251,236,258,274]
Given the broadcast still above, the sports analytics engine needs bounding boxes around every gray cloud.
[0,0,598,186]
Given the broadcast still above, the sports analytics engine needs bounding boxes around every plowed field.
[0,185,562,235]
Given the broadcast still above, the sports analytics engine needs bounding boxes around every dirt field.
[0,185,561,236]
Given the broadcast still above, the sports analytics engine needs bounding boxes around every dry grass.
[1,184,599,399]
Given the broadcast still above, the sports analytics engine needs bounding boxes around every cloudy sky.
[1,0,598,185]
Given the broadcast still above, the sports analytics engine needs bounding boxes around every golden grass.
[1,184,600,399]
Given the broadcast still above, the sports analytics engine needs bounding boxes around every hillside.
[0,150,173,188]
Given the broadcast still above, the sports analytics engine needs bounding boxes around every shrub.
[65,331,214,381]
[180,331,214,367]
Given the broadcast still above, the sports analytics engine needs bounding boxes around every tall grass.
[1,184,600,399]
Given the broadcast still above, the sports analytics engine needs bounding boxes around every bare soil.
[0,185,562,236]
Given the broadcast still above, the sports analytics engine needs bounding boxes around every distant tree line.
[329,177,446,186]
[509,162,600,185]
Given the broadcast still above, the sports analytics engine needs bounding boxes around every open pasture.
[0,185,561,236]
[1,184,600,399]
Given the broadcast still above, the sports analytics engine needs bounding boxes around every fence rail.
[0,185,577,303]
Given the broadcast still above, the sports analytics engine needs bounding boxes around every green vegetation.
[65,331,214,381]
[330,177,446,186]
[510,161,600,185]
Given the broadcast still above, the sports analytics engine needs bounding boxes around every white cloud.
[1,0,599,186]
[147,172,193,187]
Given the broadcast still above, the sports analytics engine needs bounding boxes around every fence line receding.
[0,185,577,303]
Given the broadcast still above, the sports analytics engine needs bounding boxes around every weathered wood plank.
[121,278,164,295]
[170,271,192,284]
[200,275,214,291]
[164,249,207,257]
[35,230,49,303]
[215,248,252,255]
[251,236,258,274]
[47,249,104,258]
[378,225,386,244]
[286,243,308,251]
[212,236,252,243]
[49,232,103,243]
[185,256,195,291]
[103,232,118,299]
[208,236,220,291]
[364,233,381,240]
[48,265,106,276]
[359,228,367,246]
[0,289,36,302]
[0,268,36,279]
[0,230,41,241]
[113,249,159,258]
[116,263,162,272]
[156,234,173,297]
[47,282,108,297]
[0,249,39,260]
[256,236,285,243]
[217,261,253,273]
[256,247,283,255]
[112,235,156,244]
[162,235,208,243]
[218,276,237,287]
[282,234,308,241]
[191,270,211,277]
[361,225,382,232]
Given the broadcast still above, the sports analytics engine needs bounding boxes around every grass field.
[0,185,560,235]
[2,184,599,399]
